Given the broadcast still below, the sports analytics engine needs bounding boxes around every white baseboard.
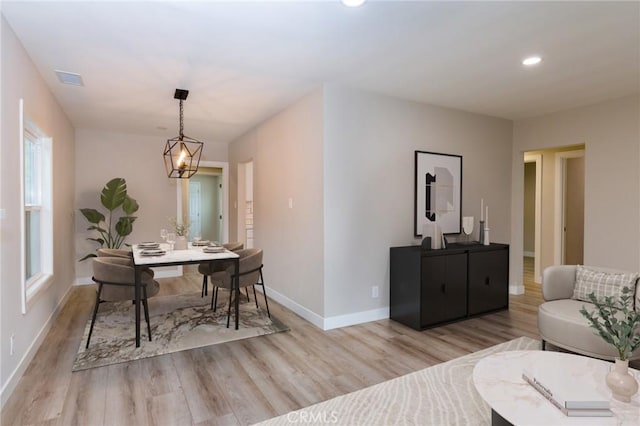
[523,251,535,258]
[0,283,74,409]
[259,286,389,331]
[259,285,325,329]
[322,307,389,330]
[509,282,525,295]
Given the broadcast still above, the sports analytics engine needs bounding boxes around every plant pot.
[174,235,188,250]
[606,358,639,402]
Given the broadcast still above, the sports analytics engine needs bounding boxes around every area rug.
[73,291,288,371]
[255,336,541,425]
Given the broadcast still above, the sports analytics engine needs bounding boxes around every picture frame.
[414,151,462,236]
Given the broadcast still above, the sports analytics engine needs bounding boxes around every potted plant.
[580,286,640,402]
[79,178,139,261]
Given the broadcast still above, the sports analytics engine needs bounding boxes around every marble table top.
[132,243,239,266]
[473,350,640,425]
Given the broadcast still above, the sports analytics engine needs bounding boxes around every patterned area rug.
[73,291,288,371]
[256,336,541,425]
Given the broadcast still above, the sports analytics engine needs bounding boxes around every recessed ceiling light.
[342,0,366,7]
[522,56,542,66]
[54,70,84,86]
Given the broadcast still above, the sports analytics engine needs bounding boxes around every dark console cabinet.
[390,243,509,330]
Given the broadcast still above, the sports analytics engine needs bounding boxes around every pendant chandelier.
[163,89,203,179]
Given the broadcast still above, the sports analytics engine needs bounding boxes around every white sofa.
[537,265,640,361]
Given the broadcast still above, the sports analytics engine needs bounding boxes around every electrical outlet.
[10,334,15,356]
[371,286,379,298]
[288,198,293,209]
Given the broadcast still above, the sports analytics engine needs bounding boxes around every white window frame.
[19,99,53,313]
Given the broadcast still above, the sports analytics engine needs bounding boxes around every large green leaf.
[80,208,105,224]
[115,216,137,237]
[79,253,97,261]
[122,195,139,215]
[101,178,127,211]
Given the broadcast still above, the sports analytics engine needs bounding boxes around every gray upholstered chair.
[538,264,640,360]
[97,247,155,278]
[97,248,131,259]
[199,242,244,297]
[208,248,270,327]
[87,257,160,348]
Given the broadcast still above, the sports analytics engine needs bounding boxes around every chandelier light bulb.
[342,0,366,7]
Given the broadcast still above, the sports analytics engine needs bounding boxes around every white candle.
[485,206,489,228]
[481,199,484,221]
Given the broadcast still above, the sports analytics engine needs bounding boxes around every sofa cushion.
[572,265,638,308]
[538,299,624,359]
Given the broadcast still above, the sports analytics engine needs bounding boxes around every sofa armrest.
[542,265,577,301]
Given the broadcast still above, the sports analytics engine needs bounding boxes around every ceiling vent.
[54,70,84,86]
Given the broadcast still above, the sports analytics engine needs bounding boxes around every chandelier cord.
[179,99,184,139]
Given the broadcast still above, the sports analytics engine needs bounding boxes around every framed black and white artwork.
[414,151,462,236]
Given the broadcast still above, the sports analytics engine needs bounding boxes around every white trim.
[259,285,390,331]
[554,150,585,265]
[177,161,229,243]
[523,251,535,258]
[524,153,542,283]
[323,307,389,330]
[260,285,324,329]
[509,282,525,295]
[0,283,74,409]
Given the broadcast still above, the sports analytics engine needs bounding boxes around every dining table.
[131,243,240,347]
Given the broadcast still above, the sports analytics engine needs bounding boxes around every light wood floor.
[2,261,544,426]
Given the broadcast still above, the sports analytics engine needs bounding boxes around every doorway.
[237,161,254,249]
[176,161,229,243]
[523,153,542,283]
[555,150,585,265]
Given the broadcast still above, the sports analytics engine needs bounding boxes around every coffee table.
[473,350,640,425]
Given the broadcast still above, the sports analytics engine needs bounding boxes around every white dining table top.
[132,243,239,266]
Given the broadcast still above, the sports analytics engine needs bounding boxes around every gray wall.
[322,85,513,318]
[228,88,325,317]
[1,17,76,403]
[511,95,640,286]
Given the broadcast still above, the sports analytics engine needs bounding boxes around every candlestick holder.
[483,227,490,246]
[479,220,485,245]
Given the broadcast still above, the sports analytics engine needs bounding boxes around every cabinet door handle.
[484,276,491,286]
[441,283,446,293]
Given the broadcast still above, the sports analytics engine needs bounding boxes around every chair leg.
[260,269,270,318]
[245,287,251,302]
[211,286,219,311]
[226,286,233,328]
[86,283,103,349]
[201,275,208,298]
[253,285,259,310]
[143,286,152,341]
[542,339,546,351]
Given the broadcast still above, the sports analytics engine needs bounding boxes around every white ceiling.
[2,1,639,144]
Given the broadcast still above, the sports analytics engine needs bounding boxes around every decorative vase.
[174,235,188,250]
[606,358,639,402]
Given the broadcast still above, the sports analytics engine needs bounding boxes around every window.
[20,99,53,311]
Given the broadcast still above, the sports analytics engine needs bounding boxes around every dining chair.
[208,248,270,327]
[97,248,155,278]
[199,242,244,297]
[87,257,160,348]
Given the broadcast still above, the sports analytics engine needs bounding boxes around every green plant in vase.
[580,286,640,402]
[580,287,640,361]
[79,177,139,261]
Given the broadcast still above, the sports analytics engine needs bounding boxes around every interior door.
[564,157,584,265]
[189,181,201,238]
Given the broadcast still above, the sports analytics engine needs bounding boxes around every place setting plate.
[140,248,166,256]
[138,242,160,249]
[203,246,226,253]
[191,240,211,247]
